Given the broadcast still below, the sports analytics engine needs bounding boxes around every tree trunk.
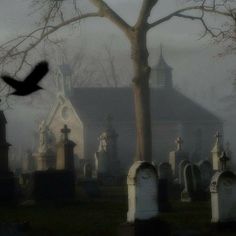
[130,29,152,162]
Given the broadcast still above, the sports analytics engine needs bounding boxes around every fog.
[0,0,235,165]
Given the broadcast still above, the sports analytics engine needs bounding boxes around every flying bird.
[1,61,49,96]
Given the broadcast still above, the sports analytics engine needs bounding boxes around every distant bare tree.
[0,0,235,162]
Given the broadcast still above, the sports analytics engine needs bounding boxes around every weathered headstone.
[56,124,76,171]
[127,161,158,222]
[178,159,190,187]
[198,160,213,190]
[169,137,188,177]
[210,171,236,223]
[211,131,224,171]
[181,164,202,202]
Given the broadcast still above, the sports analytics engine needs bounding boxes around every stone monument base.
[0,171,17,202]
[32,170,75,201]
[118,218,171,236]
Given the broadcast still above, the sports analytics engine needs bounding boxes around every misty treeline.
[0,0,236,161]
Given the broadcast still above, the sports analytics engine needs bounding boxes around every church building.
[44,50,223,171]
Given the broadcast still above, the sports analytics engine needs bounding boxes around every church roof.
[68,88,221,124]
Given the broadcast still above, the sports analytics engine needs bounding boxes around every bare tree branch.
[89,0,133,38]
[135,0,159,29]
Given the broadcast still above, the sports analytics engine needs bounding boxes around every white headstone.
[210,171,236,223]
[127,161,158,223]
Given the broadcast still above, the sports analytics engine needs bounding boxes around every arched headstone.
[127,161,158,223]
[210,171,236,223]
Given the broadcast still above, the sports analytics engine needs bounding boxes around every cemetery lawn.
[0,186,235,236]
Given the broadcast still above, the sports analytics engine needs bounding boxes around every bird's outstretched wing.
[24,61,49,84]
[1,75,22,90]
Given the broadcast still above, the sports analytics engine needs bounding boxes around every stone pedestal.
[127,161,158,223]
[35,150,56,171]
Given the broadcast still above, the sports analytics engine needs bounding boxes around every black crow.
[1,61,49,96]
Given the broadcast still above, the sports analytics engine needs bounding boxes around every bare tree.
[0,0,235,162]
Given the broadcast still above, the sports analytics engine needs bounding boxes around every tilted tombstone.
[181,164,202,202]
[210,171,236,223]
[127,161,158,223]
[169,137,188,178]
[198,160,213,190]
[178,160,190,187]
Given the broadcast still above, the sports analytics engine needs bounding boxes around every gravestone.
[198,160,213,190]
[31,125,76,201]
[211,131,224,171]
[158,162,173,182]
[169,137,188,177]
[35,121,56,171]
[178,160,190,187]
[0,110,16,202]
[127,161,158,222]
[181,164,202,202]
[56,124,76,171]
[94,115,121,183]
[84,163,93,178]
[210,171,236,223]
[158,162,172,211]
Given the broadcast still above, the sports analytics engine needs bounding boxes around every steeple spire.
[150,45,173,89]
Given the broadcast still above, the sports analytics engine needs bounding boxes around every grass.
[0,186,235,235]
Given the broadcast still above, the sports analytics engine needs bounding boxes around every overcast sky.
[0,0,235,157]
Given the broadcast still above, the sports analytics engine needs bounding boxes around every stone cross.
[219,151,230,171]
[61,124,71,141]
[215,131,222,143]
[175,137,183,151]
